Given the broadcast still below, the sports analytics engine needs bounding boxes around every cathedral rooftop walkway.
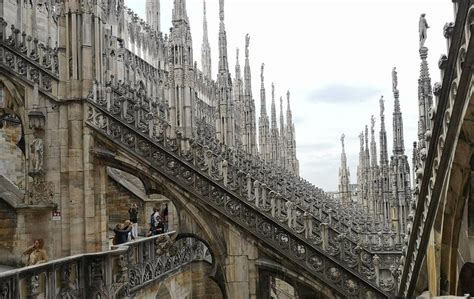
[0,232,212,298]
[85,87,401,298]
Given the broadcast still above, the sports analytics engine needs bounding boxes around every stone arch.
[256,258,343,299]
[90,140,230,296]
[458,262,474,296]
[0,76,28,190]
[155,283,172,299]
[0,74,27,123]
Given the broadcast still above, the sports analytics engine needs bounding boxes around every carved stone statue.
[340,134,345,149]
[392,67,398,92]
[245,34,250,58]
[219,0,224,21]
[379,96,384,115]
[30,134,44,172]
[371,115,375,133]
[260,63,264,83]
[419,13,429,48]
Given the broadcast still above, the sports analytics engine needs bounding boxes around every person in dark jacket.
[113,223,132,245]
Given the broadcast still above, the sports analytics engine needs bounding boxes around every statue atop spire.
[392,67,398,92]
[379,95,385,115]
[260,63,265,85]
[419,13,429,48]
[245,34,250,58]
[219,0,224,22]
[341,134,345,151]
[371,115,375,135]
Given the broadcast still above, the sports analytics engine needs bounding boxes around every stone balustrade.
[0,232,211,298]
[0,19,58,95]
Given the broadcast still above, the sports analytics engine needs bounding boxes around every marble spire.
[379,96,389,167]
[270,83,279,163]
[172,0,188,23]
[271,83,278,131]
[146,0,160,33]
[218,0,229,73]
[201,0,212,78]
[339,134,351,205]
[279,96,287,168]
[243,34,257,155]
[286,90,299,175]
[258,63,270,160]
[392,67,405,155]
[370,115,377,168]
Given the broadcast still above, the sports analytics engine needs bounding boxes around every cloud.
[308,84,381,104]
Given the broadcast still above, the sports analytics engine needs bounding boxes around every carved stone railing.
[0,232,211,298]
[120,234,212,294]
[190,109,399,248]
[192,123,402,252]
[86,94,398,297]
[398,3,474,297]
[0,19,58,94]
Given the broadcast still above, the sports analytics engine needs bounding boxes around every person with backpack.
[146,207,162,236]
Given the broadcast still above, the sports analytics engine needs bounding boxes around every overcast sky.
[125,0,453,191]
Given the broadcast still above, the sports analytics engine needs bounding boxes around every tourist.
[123,220,134,241]
[23,239,48,266]
[163,203,169,232]
[146,207,163,236]
[113,223,132,245]
[128,203,139,239]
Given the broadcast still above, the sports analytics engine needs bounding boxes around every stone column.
[223,226,258,299]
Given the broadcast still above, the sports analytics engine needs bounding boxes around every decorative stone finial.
[260,63,264,83]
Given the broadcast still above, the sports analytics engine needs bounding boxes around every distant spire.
[172,0,188,23]
[379,96,389,166]
[286,90,292,124]
[279,96,285,138]
[244,34,252,97]
[357,130,365,202]
[392,67,405,155]
[370,115,377,168]
[201,0,212,78]
[260,63,267,116]
[258,63,270,160]
[365,124,370,170]
[271,83,278,130]
[146,0,161,33]
[235,48,241,79]
[285,90,299,175]
[218,0,229,73]
[339,133,351,205]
